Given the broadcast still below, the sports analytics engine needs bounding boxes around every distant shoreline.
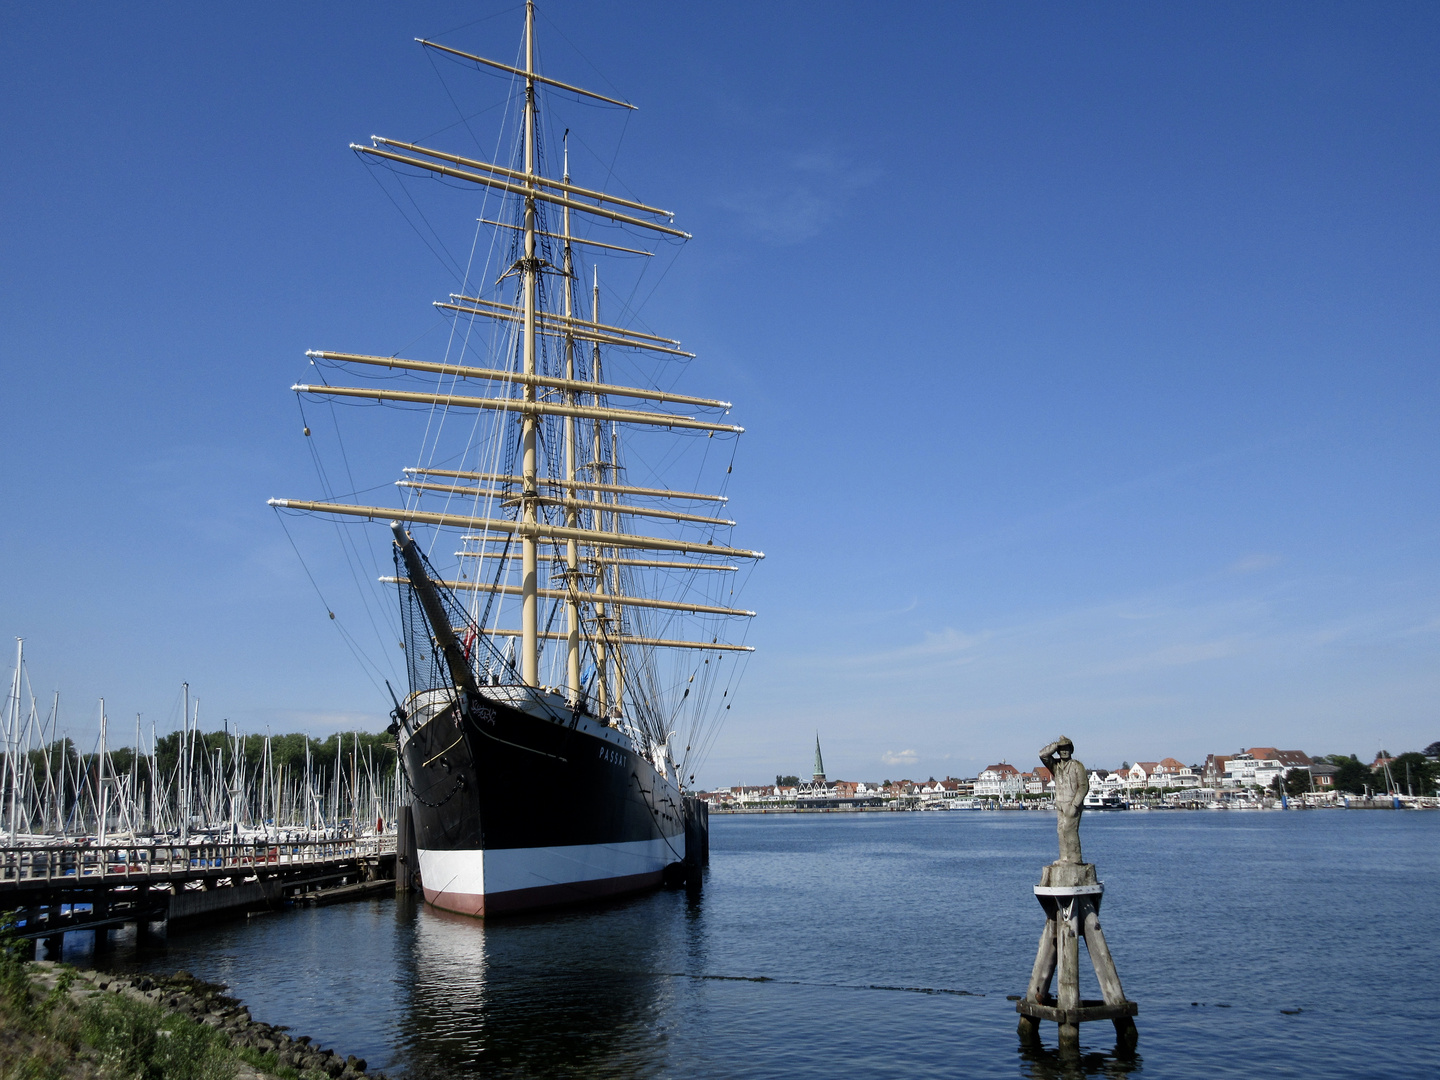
[710,800,1436,815]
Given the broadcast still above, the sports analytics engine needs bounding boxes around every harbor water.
[88,810,1437,1078]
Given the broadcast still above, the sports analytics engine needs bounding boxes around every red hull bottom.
[424,868,665,918]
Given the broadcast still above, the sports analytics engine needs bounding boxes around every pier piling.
[1015,863,1138,1051]
[396,805,418,892]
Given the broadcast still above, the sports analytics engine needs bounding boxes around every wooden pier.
[0,836,397,956]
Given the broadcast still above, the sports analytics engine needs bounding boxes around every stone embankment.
[29,961,385,1079]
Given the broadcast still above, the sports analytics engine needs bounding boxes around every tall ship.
[270,3,760,917]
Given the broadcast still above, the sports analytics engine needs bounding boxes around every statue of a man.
[1040,736,1087,864]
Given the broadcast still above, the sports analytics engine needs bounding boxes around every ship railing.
[0,834,397,886]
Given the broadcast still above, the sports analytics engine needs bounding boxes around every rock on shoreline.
[28,961,385,1080]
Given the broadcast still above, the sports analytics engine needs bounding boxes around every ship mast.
[520,0,540,687]
[610,421,626,717]
[591,268,610,716]
[561,133,582,704]
[273,12,766,698]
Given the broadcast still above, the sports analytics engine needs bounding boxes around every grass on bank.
[0,913,327,1080]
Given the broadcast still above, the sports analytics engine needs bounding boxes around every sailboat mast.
[44,691,59,834]
[304,738,312,834]
[132,713,141,836]
[519,0,540,686]
[561,134,581,703]
[97,698,108,845]
[6,639,21,843]
[180,682,190,843]
[351,733,359,836]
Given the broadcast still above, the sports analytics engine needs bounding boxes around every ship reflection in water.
[393,890,700,1079]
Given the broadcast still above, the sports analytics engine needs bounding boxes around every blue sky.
[2,2,1437,785]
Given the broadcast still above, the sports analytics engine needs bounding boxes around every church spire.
[813,733,826,783]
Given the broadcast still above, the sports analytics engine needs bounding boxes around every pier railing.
[0,835,397,887]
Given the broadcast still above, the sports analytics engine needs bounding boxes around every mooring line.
[543,969,985,997]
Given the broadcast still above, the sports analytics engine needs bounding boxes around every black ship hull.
[400,687,688,917]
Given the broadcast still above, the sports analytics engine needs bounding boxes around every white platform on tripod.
[1034,883,1104,897]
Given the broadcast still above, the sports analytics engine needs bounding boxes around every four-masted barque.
[269,3,760,917]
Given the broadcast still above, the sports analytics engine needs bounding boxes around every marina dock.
[0,835,397,956]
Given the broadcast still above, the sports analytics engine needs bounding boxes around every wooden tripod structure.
[1016,863,1138,1050]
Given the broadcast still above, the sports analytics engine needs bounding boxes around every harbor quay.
[0,835,397,960]
[703,739,1440,812]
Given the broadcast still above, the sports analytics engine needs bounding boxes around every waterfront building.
[918,779,968,803]
[1222,752,1284,788]
[1124,762,1160,789]
[737,784,780,806]
[1252,748,1313,770]
[1152,757,1185,781]
[1202,754,1233,786]
[1021,769,1054,795]
[1214,748,1310,788]
[1127,758,1200,790]
[1165,767,1201,790]
[975,763,1023,799]
[1200,748,1312,788]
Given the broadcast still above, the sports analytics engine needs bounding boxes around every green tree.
[1282,768,1311,797]
[1325,755,1371,795]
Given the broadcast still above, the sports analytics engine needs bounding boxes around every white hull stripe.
[419,836,678,907]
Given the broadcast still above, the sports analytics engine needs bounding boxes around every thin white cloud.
[1228,553,1282,574]
[716,151,881,245]
[810,627,984,675]
[1085,639,1236,676]
[882,749,918,766]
